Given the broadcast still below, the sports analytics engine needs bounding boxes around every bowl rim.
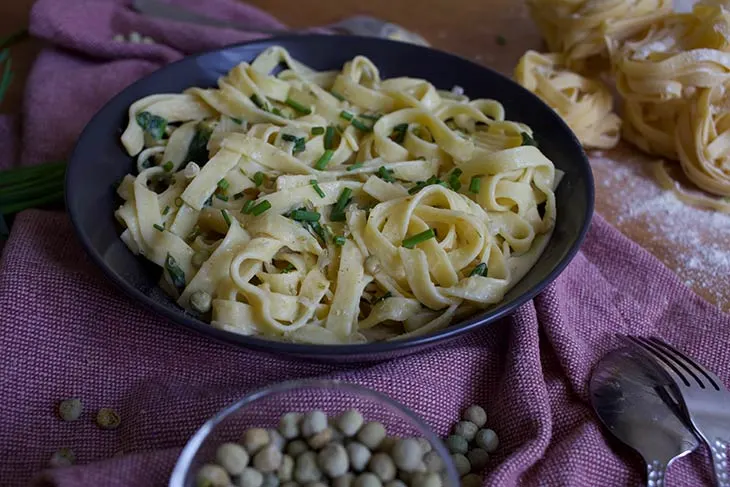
[168,378,461,486]
[66,34,595,356]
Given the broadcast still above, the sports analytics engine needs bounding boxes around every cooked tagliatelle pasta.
[115,46,559,344]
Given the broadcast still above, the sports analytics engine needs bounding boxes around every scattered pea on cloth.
[57,398,83,422]
[95,407,121,430]
[48,448,76,468]
[196,408,448,487]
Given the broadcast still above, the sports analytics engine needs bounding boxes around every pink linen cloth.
[1,0,728,486]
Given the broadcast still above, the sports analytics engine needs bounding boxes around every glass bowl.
[170,379,460,486]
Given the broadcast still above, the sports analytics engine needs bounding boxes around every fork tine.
[623,336,692,388]
[648,337,722,392]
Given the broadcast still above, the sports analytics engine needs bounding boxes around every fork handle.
[708,438,729,487]
[646,459,667,487]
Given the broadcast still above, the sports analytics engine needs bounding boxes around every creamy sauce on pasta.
[115,46,559,344]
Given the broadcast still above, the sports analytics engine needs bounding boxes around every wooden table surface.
[2,0,728,312]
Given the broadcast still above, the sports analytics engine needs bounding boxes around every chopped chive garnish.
[377,166,395,182]
[521,132,538,147]
[165,253,186,290]
[310,179,326,198]
[204,195,213,207]
[448,168,463,191]
[281,133,298,142]
[282,263,296,273]
[469,176,481,194]
[340,110,354,122]
[215,193,229,201]
[311,126,325,136]
[250,94,267,110]
[347,162,364,172]
[333,188,352,213]
[233,192,244,200]
[293,139,306,154]
[330,187,352,221]
[221,209,232,227]
[241,200,254,214]
[217,178,229,191]
[175,197,183,207]
[162,161,174,172]
[402,228,436,249]
[330,90,345,101]
[314,150,334,170]
[153,223,165,232]
[272,107,286,118]
[185,123,213,164]
[408,182,426,195]
[351,118,372,132]
[374,291,392,304]
[135,111,168,140]
[231,117,243,124]
[162,205,170,215]
[253,172,264,187]
[310,221,328,241]
[360,113,382,121]
[333,236,346,246]
[496,35,507,46]
[250,200,271,216]
[290,210,321,222]
[285,97,312,114]
[391,123,408,144]
[324,126,336,150]
[469,262,488,277]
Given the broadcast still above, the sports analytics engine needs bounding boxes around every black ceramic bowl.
[67,35,593,362]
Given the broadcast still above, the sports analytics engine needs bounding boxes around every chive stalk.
[402,228,436,249]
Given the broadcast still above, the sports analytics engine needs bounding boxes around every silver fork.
[624,336,730,487]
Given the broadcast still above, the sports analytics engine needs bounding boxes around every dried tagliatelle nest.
[514,50,622,149]
[516,0,730,209]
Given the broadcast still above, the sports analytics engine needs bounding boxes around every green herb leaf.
[281,263,296,273]
[162,161,174,172]
[390,123,408,144]
[215,193,228,202]
[330,90,345,101]
[311,126,325,136]
[185,123,213,164]
[250,93,268,111]
[231,117,244,125]
[153,223,165,232]
[221,209,232,227]
[290,209,321,222]
[347,162,363,172]
[217,178,229,191]
[162,205,170,215]
[496,35,507,46]
[314,150,334,170]
[351,118,372,132]
[324,126,336,150]
[340,110,354,122]
[241,200,254,214]
[521,132,538,147]
[469,262,488,277]
[402,228,436,249]
[165,253,186,290]
[135,111,168,140]
[285,97,312,115]
[254,172,264,187]
[377,166,395,183]
[310,179,326,198]
[333,235,346,246]
[250,200,271,216]
[469,176,481,194]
